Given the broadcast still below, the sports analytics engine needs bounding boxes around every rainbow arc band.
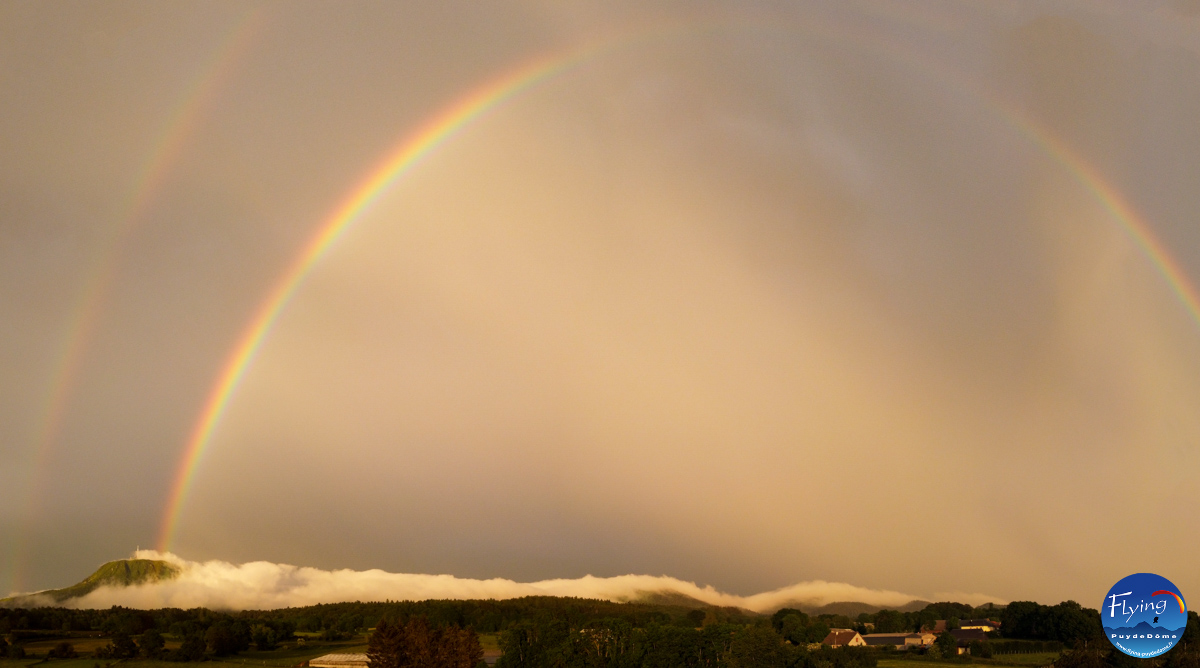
[155,44,604,551]
[156,17,1200,553]
[1152,590,1186,615]
[4,8,263,593]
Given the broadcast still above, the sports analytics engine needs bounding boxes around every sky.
[3,0,1200,609]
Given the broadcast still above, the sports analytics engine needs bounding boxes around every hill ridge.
[1,558,181,606]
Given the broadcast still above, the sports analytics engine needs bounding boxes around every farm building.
[821,629,866,647]
[309,654,369,668]
[861,632,935,649]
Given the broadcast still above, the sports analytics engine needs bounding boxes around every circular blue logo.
[1102,573,1187,658]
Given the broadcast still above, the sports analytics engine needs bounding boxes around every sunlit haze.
[3,1,1200,607]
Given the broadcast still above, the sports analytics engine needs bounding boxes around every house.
[960,619,1001,633]
[949,629,990,655]
[309,654,370,668]
[860,633,904,649]
[861,633,933,649]
[910,632,936,647]
[862,633,911,649]
[822,629,866,647]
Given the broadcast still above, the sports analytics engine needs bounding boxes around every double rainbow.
[156,19,1200,552]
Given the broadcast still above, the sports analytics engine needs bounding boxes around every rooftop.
[310,654,370,666]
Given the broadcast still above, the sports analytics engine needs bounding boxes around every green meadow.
[877,652,1064,668]
[0,634,369,668]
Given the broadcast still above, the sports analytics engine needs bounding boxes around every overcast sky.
[4,0,1200,607]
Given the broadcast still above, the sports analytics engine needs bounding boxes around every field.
[0,632,1060,668]
[0,634,369,668]
[878,652,1062,668]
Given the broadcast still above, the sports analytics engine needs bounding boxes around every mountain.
[628,591,932,615]
[807,600,932,616]
[1,558,181,606]
[631,589,714,608]
[1103,621,1186,636]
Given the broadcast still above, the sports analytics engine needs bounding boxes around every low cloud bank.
[63,551,1001,612]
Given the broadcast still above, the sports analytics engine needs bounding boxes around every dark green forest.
[1,598,1198,668]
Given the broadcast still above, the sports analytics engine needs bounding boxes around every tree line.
[368,617,482,668]
[495,619,878,668]
[3,597,1199,666]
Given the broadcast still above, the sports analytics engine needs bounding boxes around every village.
[301,618,1005,668]
[820,619,1001,655]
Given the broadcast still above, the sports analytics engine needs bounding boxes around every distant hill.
[1,558,180,606]
[768,599,932,616]
[631,589,713,609]
[808,600,931,616]
[630,590,933,616]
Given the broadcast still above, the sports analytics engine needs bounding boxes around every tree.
[369,617,479,668]
[780,614,809,645]
[49,642,78,659]
[729,625,791,668]
[687,610,707,628]
[498,619,574,668]
[968,640,992,658]
[438,625,483,668]
[252,624,278,651]
[99,632,138,659]
[368,619,408,668]
[337,613,364,636]
[207,623,243,656]
[1050,641,1106,668]
[1002,601,1045,639]
[139,628,166,658]
[172,633,207,662]
[808,621,831,644]
[935,632,958,658]
[321,627,350,641]
[874,610,909,634]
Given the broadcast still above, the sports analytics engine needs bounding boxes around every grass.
[878,651,1062,668]
[478,634,500,653]
[983,653,1063,666]
[0,635,370,668]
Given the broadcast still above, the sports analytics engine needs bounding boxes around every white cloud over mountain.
[58,552,1003,612]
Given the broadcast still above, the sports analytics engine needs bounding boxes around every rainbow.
[4,9,263,594]
[1152,590,1186,615]
[1000,112,1200,327]
[855,23,1200,330]
[155,43,610,551]
[156,18,1200,552]
[28,8,263,465]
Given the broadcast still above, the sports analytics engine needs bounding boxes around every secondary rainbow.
[4,10,263,594]
[27,8,263,467]
[157,17,1200,553]
[857,21,1200,331]
[156,45,603,551]
[1009,113,1200,329]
